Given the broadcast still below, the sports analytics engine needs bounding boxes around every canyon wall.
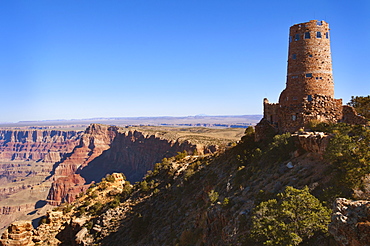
[0,130,82,199]
[47,124,223,205]
[0,130,82,163]
[0,129,82,232]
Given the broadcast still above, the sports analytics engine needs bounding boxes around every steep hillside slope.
[5,128,353,245]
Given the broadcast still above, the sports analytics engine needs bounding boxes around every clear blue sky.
[1,0,369,122]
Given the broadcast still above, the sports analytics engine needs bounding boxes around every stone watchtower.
[255,20,367,140]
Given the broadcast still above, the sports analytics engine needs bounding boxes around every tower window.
[304,32,310,39]
[289,36,292,43]
[292,75,298,79]
[326,32,329,39]
[292,54,297,60]
[295,34,300,41]
[307,95,313,101]
[317,21,322,26]
[306,73,312,78]
[317,32,322,38]
[308,54,313,57]
[292,115,297,121]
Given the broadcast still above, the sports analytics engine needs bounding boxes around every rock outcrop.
[329,198,370,246]
[292,131,331,155]
[0,221,34,246]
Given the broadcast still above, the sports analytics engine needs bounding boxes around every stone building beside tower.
[255,20,367,141]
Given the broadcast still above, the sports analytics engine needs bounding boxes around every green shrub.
[140,180,149,192]
[175,150,188,161]
[222,197,230,208]
[325,125,370,190]
[109,196,120,208]
[250,186,331,245]
[208,190,219,204]
[89,201,103,214]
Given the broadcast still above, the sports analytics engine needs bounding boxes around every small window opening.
[292,75,298,79]
[292,115,297,121]
[289,36,292,43]
[317,21,322,26]
[317,32,322,38]
[326,32,329,39]
[295,34,300,41]
[308,54,313,57]
[320,77,322,79]
[304,32,310,39]
[307,95,313,101]
[306,73,312,78]
[292,54,297,60]
[316,77,319,80]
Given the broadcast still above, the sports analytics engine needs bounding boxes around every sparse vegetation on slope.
[7,122,370,245]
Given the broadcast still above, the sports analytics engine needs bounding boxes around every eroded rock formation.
[47,124,225,205]
[0,221,34,246]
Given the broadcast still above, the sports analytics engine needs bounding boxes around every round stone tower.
[279,20,334,106]
[255,20,367,141]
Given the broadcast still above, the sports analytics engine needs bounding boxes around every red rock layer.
[0,130,82,163]
[47,174,90,206]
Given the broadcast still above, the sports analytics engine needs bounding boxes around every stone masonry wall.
[281,20,334,107]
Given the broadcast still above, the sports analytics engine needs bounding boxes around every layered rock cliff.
[47,124,227,205]
[0,129,82,232]
[0,130,82,163]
